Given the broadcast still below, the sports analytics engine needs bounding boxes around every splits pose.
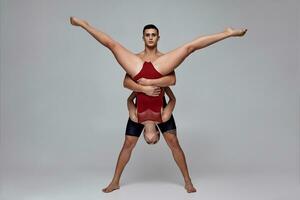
[70,16,247,193]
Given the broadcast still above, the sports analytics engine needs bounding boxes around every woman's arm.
[161,87,176,122]
[127,92,138,123]
[137,71,176,87]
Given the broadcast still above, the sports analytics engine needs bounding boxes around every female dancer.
[127,86,176,144]
[69,17,246,79]
[69,16,246,129]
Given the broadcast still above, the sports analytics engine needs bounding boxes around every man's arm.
[161,87,176,122]
[123,71,176,96]
[123,74,161,96]
[137,71,176,87]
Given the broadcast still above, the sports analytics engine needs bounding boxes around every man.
[102,24,197,193]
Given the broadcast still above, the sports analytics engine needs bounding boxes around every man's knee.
[166,135,181,151]
[123,137,137,150]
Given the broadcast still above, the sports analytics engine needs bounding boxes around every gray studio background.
[0,0,299,188]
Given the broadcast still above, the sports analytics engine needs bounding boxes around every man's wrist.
[147,79,154,86]
[137,84,145,93]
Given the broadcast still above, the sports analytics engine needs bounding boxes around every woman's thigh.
[153,43,192,75]
[110,42,144,77]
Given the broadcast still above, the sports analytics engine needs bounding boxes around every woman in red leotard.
[127,81,176,144]
[127,61,176,144]
[70,16,246,143]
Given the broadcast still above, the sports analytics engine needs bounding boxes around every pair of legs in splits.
[70,16,247,193]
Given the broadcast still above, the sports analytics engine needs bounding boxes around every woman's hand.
[129,108,138,123]
[161,109,172,122]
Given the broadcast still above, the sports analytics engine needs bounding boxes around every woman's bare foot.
[185,181,197,193]
[225,27,247,37]
[70,16,89,27]
[102,182,120,193]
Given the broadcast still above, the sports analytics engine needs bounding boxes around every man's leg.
[163,131,197,193]
[70,17,143,77]
[102,135,139,193]
[102,118,144,193]
[153,28,247,75]
[157,111,197,193]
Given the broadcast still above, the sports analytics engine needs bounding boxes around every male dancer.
[120,25,196,193]
[102,25,196,193]
[70,17,247,193]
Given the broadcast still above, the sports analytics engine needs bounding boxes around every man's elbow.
[172,74,177,85]
[172,78,176,85]
[170,77,176,86]
[170,71,176,86]
[123,80,128,89]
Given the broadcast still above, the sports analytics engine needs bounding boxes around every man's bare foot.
[225,27,247,37]
[102,182,120,193]
[70,16,89,27]
[185,182,197,193]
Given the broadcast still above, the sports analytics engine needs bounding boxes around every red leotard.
[133,61,163,123]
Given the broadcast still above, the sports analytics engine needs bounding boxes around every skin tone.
[70,17,247,193]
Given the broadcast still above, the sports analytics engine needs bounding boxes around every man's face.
[143,28,160,48]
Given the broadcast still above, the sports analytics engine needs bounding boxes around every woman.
[70,15,246,141]
[127,85,176,144]
[69,17,246,79]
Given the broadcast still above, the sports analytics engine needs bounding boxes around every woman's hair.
[143,122,160,144]
[143,24,159,35]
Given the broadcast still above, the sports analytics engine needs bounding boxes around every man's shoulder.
[158,52,165,56]
[135,52,143,57]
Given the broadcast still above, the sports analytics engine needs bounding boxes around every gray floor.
[1,169,299,200]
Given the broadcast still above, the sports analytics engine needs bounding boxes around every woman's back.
[133,61,164,123]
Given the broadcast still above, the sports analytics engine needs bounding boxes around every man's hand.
[142,85,161,96]
[137,78,152,86]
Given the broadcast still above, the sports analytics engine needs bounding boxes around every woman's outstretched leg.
[153,28,247,75]
[70,17,143,77]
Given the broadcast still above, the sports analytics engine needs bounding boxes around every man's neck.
[143,46,158,56]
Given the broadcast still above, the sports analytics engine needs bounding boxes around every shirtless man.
[70,17,247,193]
[107,25,196,193]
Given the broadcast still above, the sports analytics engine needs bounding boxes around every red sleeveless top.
[133,61,163,123]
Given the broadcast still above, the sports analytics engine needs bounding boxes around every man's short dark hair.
[143,24,159,35]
